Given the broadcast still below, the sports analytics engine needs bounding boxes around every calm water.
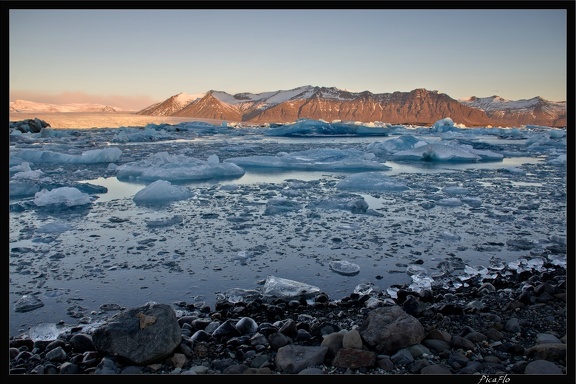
[9,130,565,338]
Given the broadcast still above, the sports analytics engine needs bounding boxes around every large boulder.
[92,302,181,365]
[358,305,425,354]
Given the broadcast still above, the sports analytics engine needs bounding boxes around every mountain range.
[137,86,566,128]
[10,86,567,128]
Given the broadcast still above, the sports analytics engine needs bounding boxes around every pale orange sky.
[9,90,159,111]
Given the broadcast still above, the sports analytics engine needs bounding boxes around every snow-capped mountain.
[138,86,566,127]
[459,95,567,128]
[9,100,132,113]
[138,86,493,126]
[136,92,204,116]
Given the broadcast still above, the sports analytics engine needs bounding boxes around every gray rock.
[275,345,329,374]
[391,348,414,365]
[420,364,452,374]
[267,331,292,350]
[504,317,521,333]
[332,348,377,369]
[320,332,344,356]
[59,362,81,374]
[68,333,95,353]
[536,333,562,344]
[94,357,121,374]
[524,359,563,374]
[92,302,181,365]
[342,329,363,349]
[526,343,567,361]
[358,305,425,354]
[45,346,67,362]
[235,317,258,335]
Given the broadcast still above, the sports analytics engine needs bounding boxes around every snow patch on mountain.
[459,95,566,112]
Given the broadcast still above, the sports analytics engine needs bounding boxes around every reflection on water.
[83,156,543,203]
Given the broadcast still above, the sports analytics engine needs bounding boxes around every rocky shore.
[9,263,570,376]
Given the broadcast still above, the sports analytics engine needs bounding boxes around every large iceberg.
[14,147,122,164]
[116,152,245,182]
[392,142,503,162]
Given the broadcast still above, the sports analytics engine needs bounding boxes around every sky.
[9,8,569,110]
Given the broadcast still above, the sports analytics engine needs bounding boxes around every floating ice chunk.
[36,221,74,233]
[111,126,176,143]
[462,265,490,280]
[231,251,254,265]
[145,214,184,228]
[365,135,425,155]
[308,193,369,213]
[393,143,481,162]
[262,276,321,299]
[10,181,41,197]
[354,282,376,295]
[329,260,360,276]
[432,117,455,132]
[28,323,60,341]
[34,187,92,207]
[420,201,436,209]
[498,167,525,174]
[387,287,399,299]
[134,180,194,204]
[216,288,262,303]
[225,148,390,172]
[488,256,507,271]
[264,119,391,137]
[16,147,121,164]
[548,129,566,139]
[548,154,566,164]
[263,198,302,215]
[442,186,468,195]
[409,272,434,292]
[525,257,546,270]
[14,294,44,312]
[439,231,461,241]
[406,265,427,276]
[335,172,408,193]
[117,151,245,182]
[10,163,43,179]
[547,254,566,268]
[462,197,482,207]
[436,197,463,206]
[469,148,504,161]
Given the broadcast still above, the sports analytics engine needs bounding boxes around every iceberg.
[116,152,245,182]
[329,260,360,276]
[34,187,92,207]
[133,180,194,204]
[225,148,389,171]
[264,119,391,137]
